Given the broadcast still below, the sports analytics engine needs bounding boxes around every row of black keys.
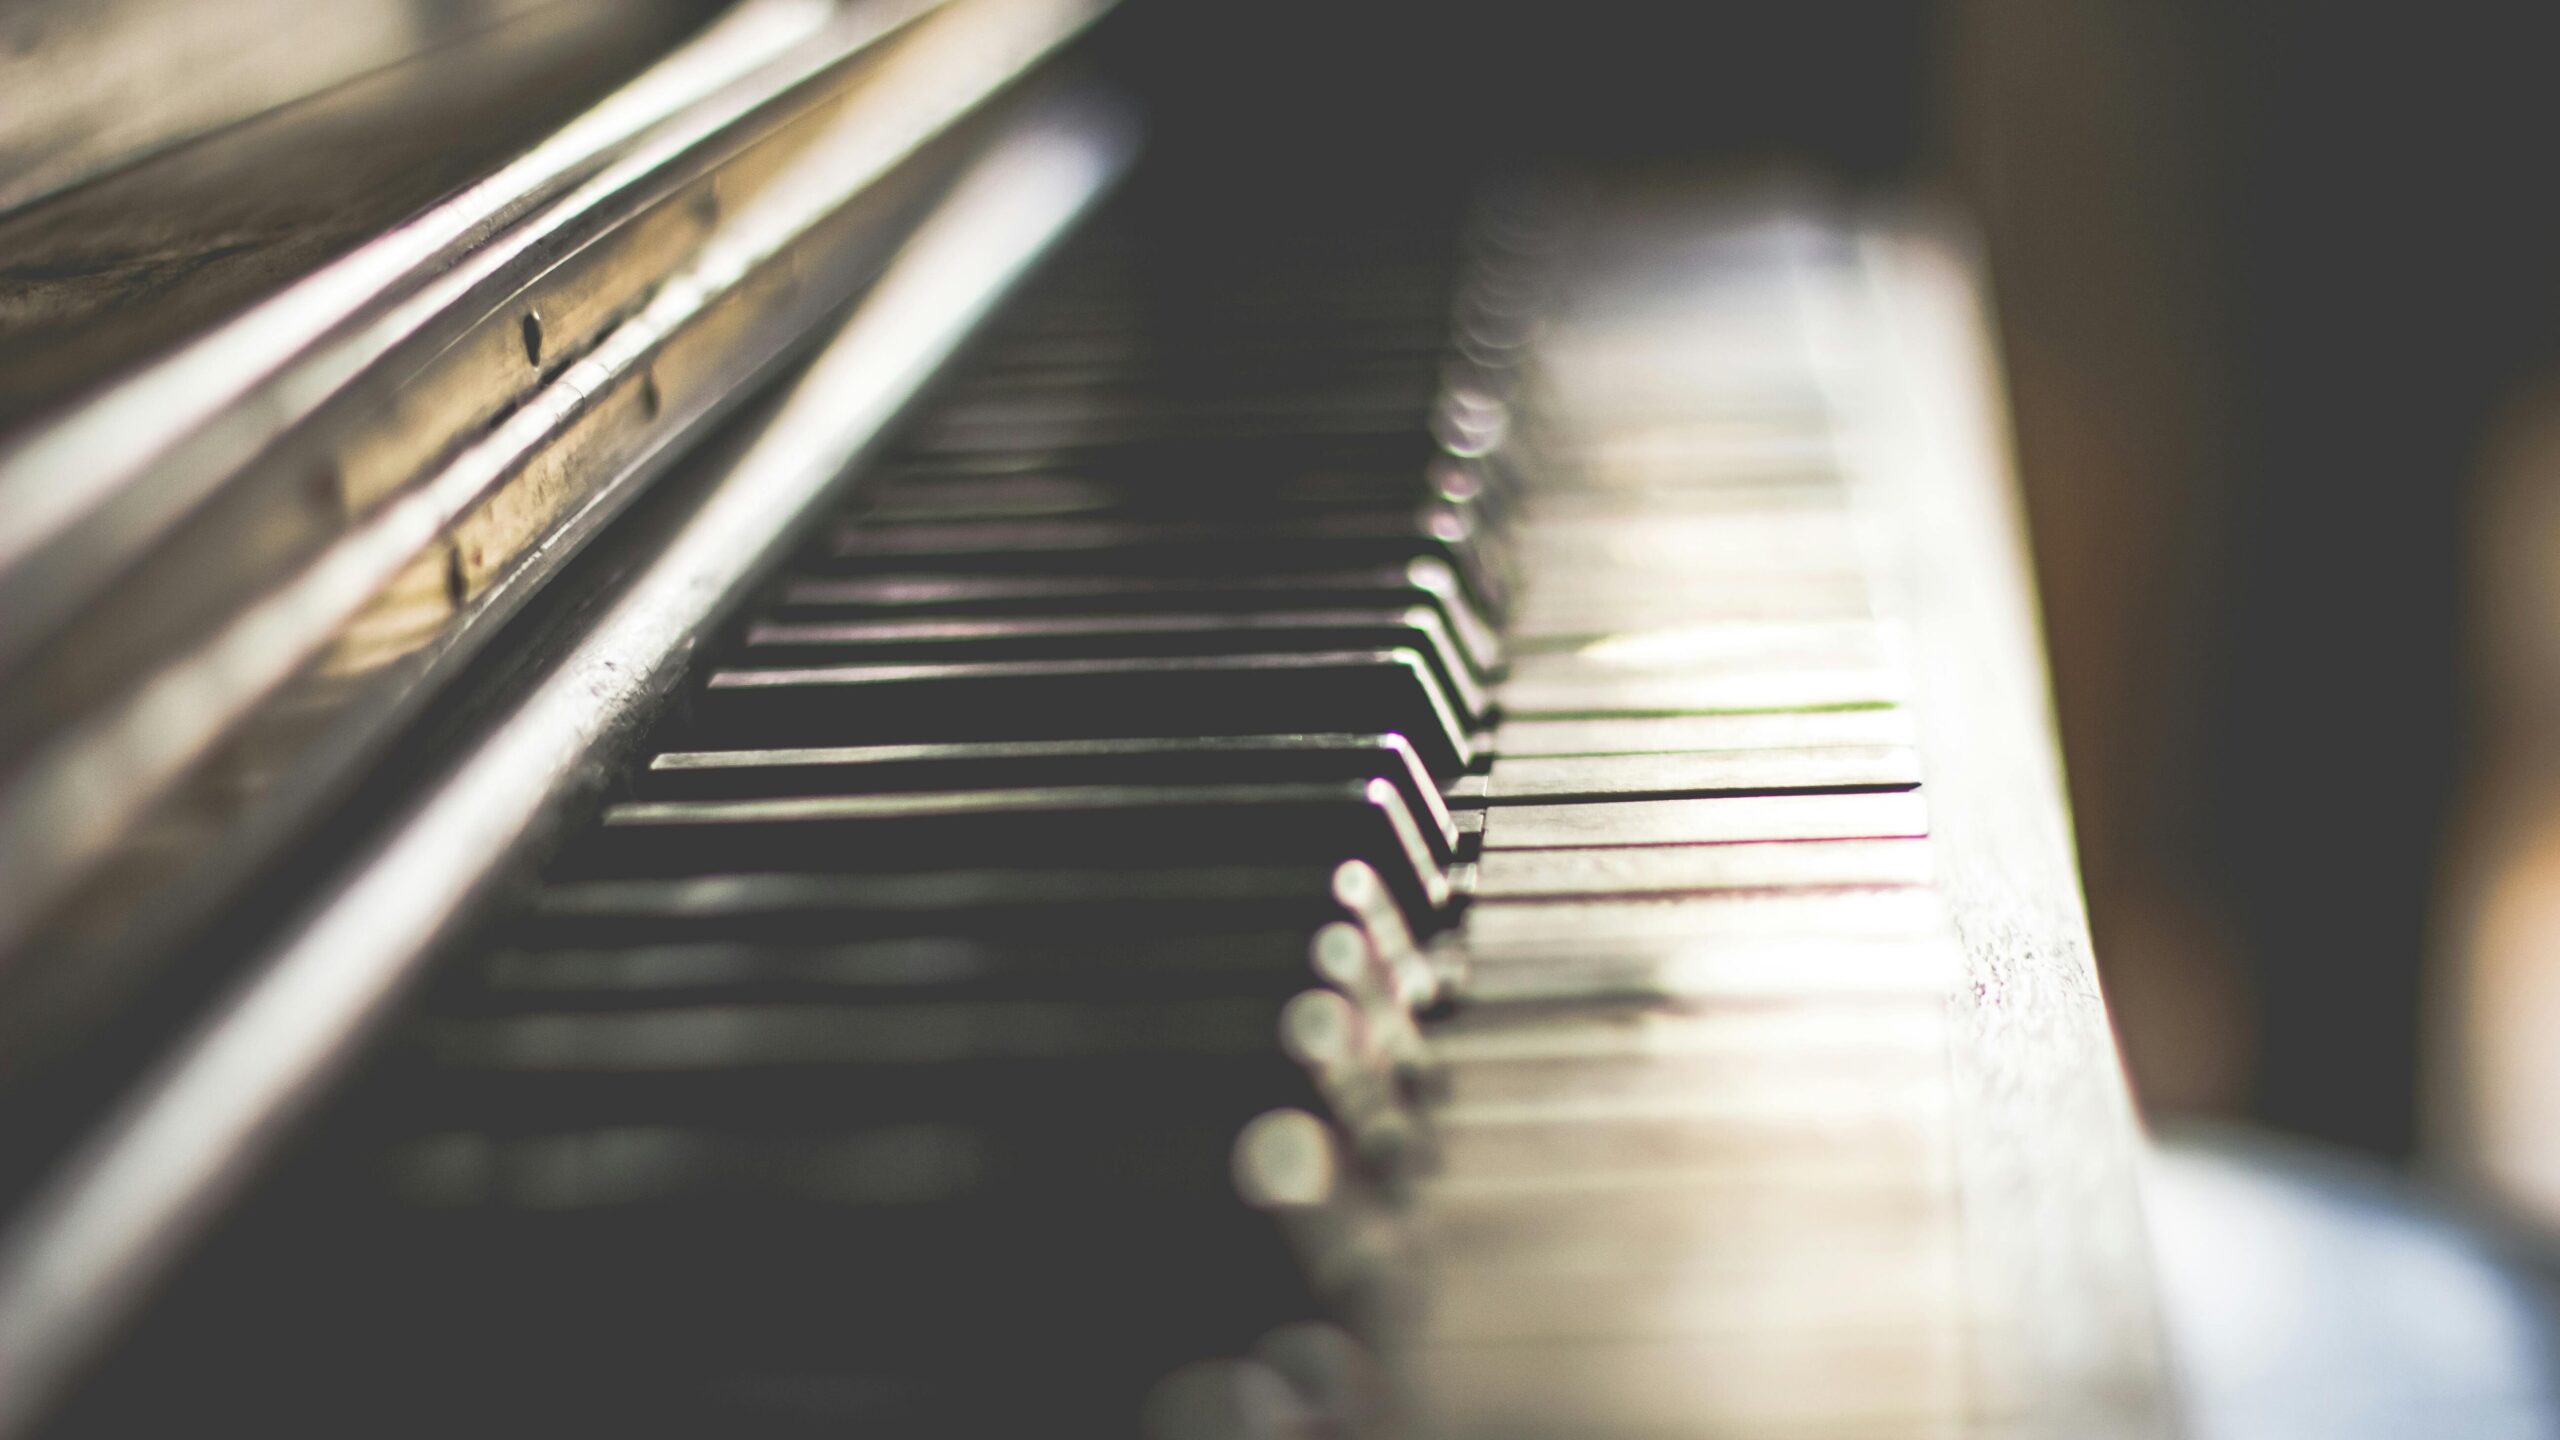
[54,202,1538,1437]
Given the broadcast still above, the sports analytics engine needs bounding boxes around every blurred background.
[1940,0,2560,1192]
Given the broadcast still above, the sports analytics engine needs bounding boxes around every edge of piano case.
[1850,212,2176,1440]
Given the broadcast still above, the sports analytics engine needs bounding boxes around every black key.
[381,1117,1289,1213]
[736,609,1493,722]
[860,432,1476,505]
[513,864,1352,946]
[911,383,1447,435]
[770,559,1503,675]
[691,650,1483,778]
[417,995,1303,1077]
[461,929,1341,1009]
[905,407,1434,457]
[558,782,1452,929]
[639,733,1459,862]
[387,994,1398,1152]
[858,469,1475,524]
[815,507,1511,619]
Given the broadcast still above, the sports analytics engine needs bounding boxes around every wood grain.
[1844,215,2176,1437]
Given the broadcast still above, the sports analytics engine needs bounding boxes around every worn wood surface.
[1842,213,2176,1437]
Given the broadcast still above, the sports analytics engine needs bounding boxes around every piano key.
[1468,747,1920,804]
[385,1030,1375,1148]
[1399,1237,1963,1346]
[861,431,1457,494]
[1404,1173,1954,1284]
[911,386,1446,437]
[959,305,1440,342]
[815,508,1511,619]
[738,608,1494,721]
[422,997,1310,1072]
[773,558,1503,675]
[857,469,1457,523]
[970,313,1450,354]
[566,782,1452,926]
[1481,792,1928,850]
[946,339,1451,384]
[907,412,1450,460]
[995,283,1455,328]
[1458,889,1954,951]
[642,733,1459,859]
[1506,479,1847,525]
[1508,574,1879,634]
[693,650,1483,778]
[1493,708,1915,756]
[386,1038,1357,1130]
[1509,512,1862,575]
[466,931,1362,1007]
[1468,838,1935,900]
[1427,996,1941,1062]
[1427,1066,1950,1140]
[1422,1081,1949,1184]
[977,312,1454,354]
[1503,620,1886,676]
[381,1120,1287,1212]
[516,865,1370,945]
[1413,1136,1953,1212]
[474,903,1429,1043]
[1497,667,1904,716]
[1455,937,1964,1005]
[1393,1331,1966,1439]
[390,1049,1421,1183]
[386,1124,1010,1210]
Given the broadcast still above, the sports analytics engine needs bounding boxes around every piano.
[0,2,2172,1435]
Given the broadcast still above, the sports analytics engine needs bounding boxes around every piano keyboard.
[20,167,2169,1440]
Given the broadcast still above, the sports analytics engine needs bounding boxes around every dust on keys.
[116,182,1971,1438]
